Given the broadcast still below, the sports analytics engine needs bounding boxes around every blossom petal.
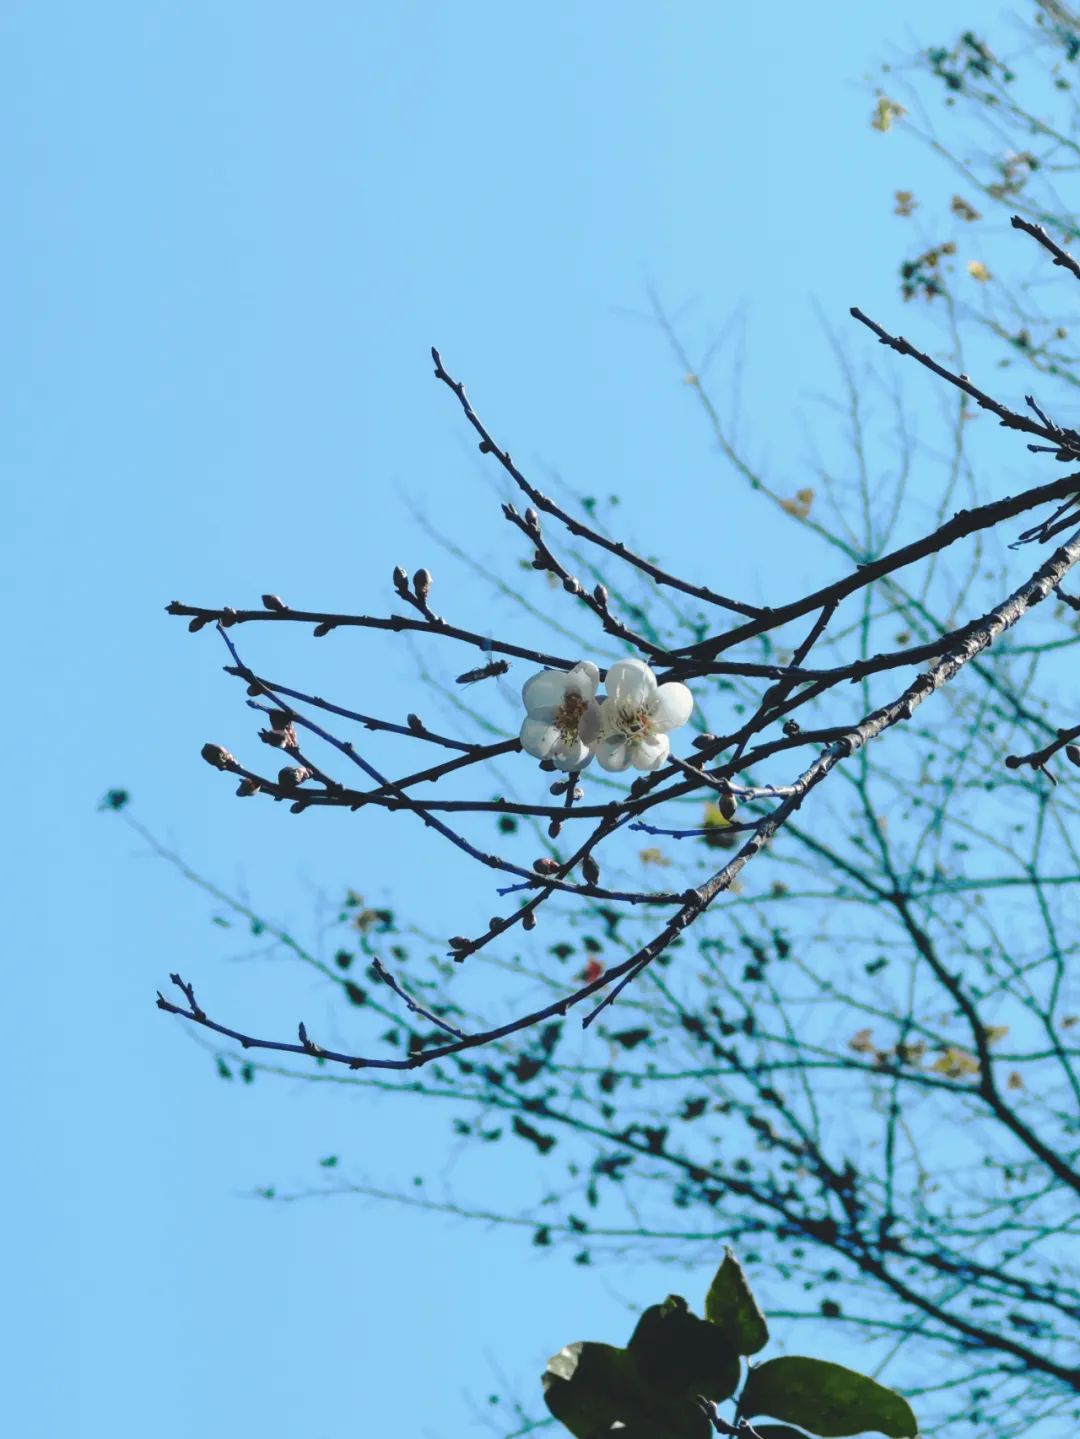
[520,717,559,758]
[578,700,604,745]
[594,735,631,772]
[552,737,592,772]
[521,668,570,716]
[605,658,656,709]
[632,734,670,771]
[565,660,600,701]
[650,682,693,734]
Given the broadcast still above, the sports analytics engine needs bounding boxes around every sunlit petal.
[605,658,656,709]
[553,737,592,772]
[520,717,558,758]
[594,735,631,771]
[579,700,604,745]
[521,669,570,715]
[632,734,670,771]
[650,682,694,734]
[565,660,600,701]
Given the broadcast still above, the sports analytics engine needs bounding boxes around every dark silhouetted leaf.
[628,1295,739,1402]
[704,1250,769,1355]
[742,1357,918,1438]
[542,1342,707,1439]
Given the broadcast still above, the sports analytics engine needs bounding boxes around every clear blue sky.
[3,3,998,1436]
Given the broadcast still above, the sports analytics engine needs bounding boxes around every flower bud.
[277,765,310,788]
[582,854,600,886]
[533,856,560,874]
[236,778,261,797]
[1067,744,1080,767]
[392,566,409,592]
[524,507,540,530]
[262,594,287,612]
[220,606,239,627]
[548,819,562,839]
[201,743,235,770]
[593,583,608,607]
[522,909,537,931]
[414,568,432,602]
[562,576,581,594]
[407,713,424,733]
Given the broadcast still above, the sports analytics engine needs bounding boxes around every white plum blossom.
[585,658,693,772]
[519,661,601,772]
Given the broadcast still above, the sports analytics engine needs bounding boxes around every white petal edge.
[650,682,694,734]
[594,735,631,772]
[520,717,558,758]
[521,668,570,716]
[605,658,656,709]
[552,738,592,772]
[632,734,670,770]
[565,660,600,701]
[578,700,604,745]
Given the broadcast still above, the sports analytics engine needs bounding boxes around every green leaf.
[542,1341,708,1439]
[704,1250,769,1355]
[741,1357,918,1438]
[628,1295,740,1402]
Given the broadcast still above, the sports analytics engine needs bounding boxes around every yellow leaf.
[780,492,813,520]
[1007,1070,1024,1090]
[931,1047,980,1078]
[894,190,917,217]
[895,1040,926,1065]
[950,194,981,222]
[638,847,670,867]
[849,1028,875,1054]
[871,96,907,132]
[983,1025,1009,1046]
[703,801,736,829]
[967,260,992,282]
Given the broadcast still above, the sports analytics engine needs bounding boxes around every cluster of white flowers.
[519,658,693,773]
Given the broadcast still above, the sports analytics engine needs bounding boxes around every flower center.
[555,691,587,741]
[616,705,653,742]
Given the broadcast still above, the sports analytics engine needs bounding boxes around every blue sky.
[3,3,1007,1436]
